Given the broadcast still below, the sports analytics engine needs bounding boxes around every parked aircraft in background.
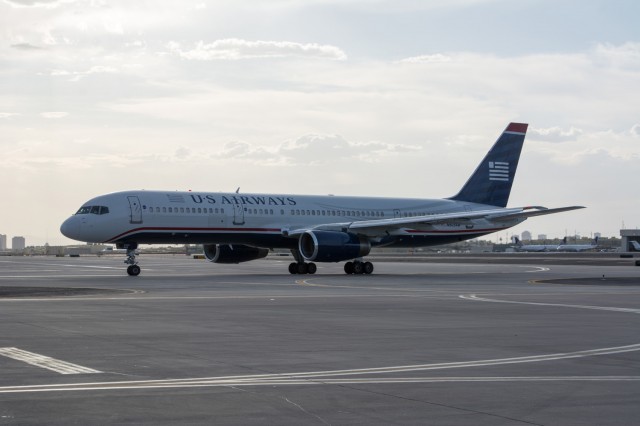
[60,122,584,276]
[628,240,640,251]
[556,236,599,252]
[511,236,560,252]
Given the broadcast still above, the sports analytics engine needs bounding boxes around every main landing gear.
[286,250,374,275]
[344,261,374,275]
[288,248,317,275]
[122,243,140,276]
[288,262,317,275]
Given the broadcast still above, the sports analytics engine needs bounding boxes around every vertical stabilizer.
[450,122,528,207]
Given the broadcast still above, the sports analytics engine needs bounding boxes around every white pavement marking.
[0,343,638,393]
[0,347,101,375]
[525,266,550,272]
[460,294,640,314]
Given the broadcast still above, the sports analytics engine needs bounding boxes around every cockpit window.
[75,205,110,215]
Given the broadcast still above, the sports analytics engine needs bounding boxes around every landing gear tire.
[344,262,354,274]
[127,265,141,276]
[307,262,317,274]
[289,262,316,275]
[344,261,374,275]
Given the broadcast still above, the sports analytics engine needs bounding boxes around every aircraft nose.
[60,216,79,240]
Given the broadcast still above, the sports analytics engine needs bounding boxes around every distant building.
[521,231,532,241]
[0,234,6,251]
[537,234,547,240]
[12,236,25,251]
[620,229,640,252]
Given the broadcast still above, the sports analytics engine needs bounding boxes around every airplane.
[556,236,599,252]
[630,240,640,251]
[60,122,584,276]
[511,236,559,252]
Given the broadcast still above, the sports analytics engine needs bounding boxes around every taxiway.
[0,254,639,425]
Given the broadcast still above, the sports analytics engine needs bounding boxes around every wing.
[285,206,585,237]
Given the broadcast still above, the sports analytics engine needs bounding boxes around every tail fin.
[450,122,528,207]
[512,236,521,246]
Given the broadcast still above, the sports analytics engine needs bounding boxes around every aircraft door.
[127,196,143,224]
[233,203,245,225]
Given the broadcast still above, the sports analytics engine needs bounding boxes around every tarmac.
[0,253,639,425]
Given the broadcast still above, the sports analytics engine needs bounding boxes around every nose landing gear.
[121,243,140,276]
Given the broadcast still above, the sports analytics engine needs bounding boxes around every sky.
[1,0,639,246]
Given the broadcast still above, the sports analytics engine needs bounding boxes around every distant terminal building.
[521,231,532,241]
[0,234,6,251]
[12,236,25,251]
[621,229,640,251]
[537,234,547,240]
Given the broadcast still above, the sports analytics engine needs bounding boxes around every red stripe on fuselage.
[106,226,507,243]
[106,227,282,243]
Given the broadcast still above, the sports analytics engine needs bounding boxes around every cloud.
[397,53,452,64]
[216,134,421,165]
[166,39,347,61]
[594,42,640,68]
[49,65,118,82]
[0,112,20,119]
[530,126,584,142]
[10,42,45,51]
[2,0,73,7]
[40,111,68,118]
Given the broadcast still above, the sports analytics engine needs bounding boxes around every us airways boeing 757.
[60,123,584,276]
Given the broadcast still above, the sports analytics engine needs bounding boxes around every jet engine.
[203,244,269,264]
[299,230,371,262]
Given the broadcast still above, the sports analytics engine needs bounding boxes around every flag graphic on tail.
[489,161,510,182]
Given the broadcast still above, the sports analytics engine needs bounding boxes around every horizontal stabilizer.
[490,206,585,222]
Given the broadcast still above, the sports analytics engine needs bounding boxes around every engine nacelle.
[203,244,269,264]
[299,230,371,262]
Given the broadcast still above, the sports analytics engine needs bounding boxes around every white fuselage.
[60,190,522,249]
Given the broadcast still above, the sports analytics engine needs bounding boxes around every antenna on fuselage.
[235,187,240,193]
